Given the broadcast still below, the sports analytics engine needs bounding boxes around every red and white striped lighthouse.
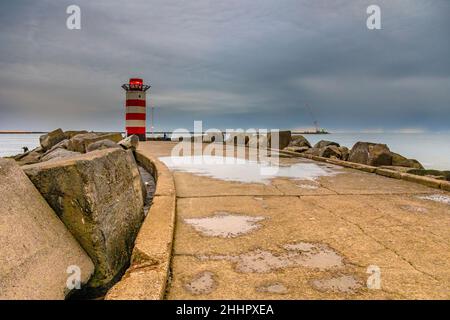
[121,78,151,141]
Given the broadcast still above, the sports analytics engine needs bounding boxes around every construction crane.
[305,103,320,133]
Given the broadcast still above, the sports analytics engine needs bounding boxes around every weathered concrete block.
[283,146,309,153]
[400,173,441,189]
[268,131,291,150]
[22,148,145,290]
[0,159,93,299]
[376,168,402,179]
[224,132,250,145]
[63,130,88,140]
[343,161,376,173]
[314,140,340,149]
[119,135,140,150]
[39,128,66,151]
[441,181,450,192]
[349,142,392,167]
[319,145,341,159]
[86,139,120,152]
[391,152,424,169]
[289,135,311,148]
[40,148,81,162]
[68,132,123,153]
[15,149,42,166]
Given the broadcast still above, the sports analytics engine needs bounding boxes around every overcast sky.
[0,0,449,132]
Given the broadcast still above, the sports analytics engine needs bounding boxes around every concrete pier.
[138,141,450,299]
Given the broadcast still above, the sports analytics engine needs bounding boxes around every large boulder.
[39,128,66,151]
[268,130,291,150]
[391,152,424,169]
[320,145,341,159]
[86,139,121,152]
[22,148,145,291]
[348,142,392,167]
[0,159,94,299]
[304,147,322,157]
[67,132,123,153]
[407,169,450,181]
[247,134,268,149]
[43,139,70,155]
[118,135,140,150]
[338,146,350,161]
[289,135,311,148]
[14,148,43,166]
[64,130,88,140]
[40,148,82,162]
[314,140,340,149]
[225,132,250,145]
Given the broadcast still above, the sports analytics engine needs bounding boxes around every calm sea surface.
[1,132,449,170]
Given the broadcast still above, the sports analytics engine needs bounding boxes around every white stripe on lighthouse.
[126,92,146,100]
[125,120,146,127]
[126,106,146,114]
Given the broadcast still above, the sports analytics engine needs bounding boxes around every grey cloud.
[0,0,449,132]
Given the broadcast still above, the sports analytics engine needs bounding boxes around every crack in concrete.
[313,202,441,284]
[176,192,435,199]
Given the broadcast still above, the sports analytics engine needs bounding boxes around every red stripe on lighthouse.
[126,113,146,120]
[126,99,146,107]
[126,127,146,134]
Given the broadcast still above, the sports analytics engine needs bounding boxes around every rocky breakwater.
[282,135,450,181]
[2,129,148,298]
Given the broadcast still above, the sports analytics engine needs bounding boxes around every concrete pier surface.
[138,141,450,299]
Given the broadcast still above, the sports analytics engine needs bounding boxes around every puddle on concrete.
[296,183,319,190]
[311,275,361,294]
[417,194,450,205]
[159,156,338,184]
[257,283,288,294]
[184,271,216,295]
[198,242,344,273]
[400,205,429,214]
[184,212,265,238]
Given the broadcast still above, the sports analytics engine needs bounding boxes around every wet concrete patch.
[256,283,288,294]
[417,194,450,205]
[184,212,265,238]
[184,271,216,295]
[311,275,362,294]
[296,183,319,190]
[198,242,344,273]
[159,155,339,184]
[400,205,429,214]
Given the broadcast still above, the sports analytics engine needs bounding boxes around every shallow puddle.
[400,205,428,213]
[184,271,216,295]
[198,242,344,273]
[417,194,450,205]
[311,275,361,294]
[296,184,319,190]
[256,283,288,294]
[184,212,265,238]
[159,156,338,184]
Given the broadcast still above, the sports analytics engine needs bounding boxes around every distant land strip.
[0,130,329,135]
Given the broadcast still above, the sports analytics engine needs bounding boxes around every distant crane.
[305,103,320,133]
